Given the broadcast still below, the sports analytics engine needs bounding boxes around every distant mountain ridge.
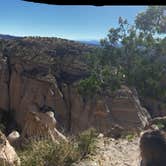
[78,40,124,47]
[77,40,100,46]
[0,34,100,46]
[0,34,23,40]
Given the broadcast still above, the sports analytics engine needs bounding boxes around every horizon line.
[0,33,101,41]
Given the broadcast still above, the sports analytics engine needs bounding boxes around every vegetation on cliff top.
[78,6,166,103]
[0,36,95,65]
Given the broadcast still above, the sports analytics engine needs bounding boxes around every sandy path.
[74,136,141,166]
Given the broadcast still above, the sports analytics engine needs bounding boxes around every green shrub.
[18,139,80,166]
[18,139,51,166]
[45,141,80,166]
[78,75,101,100]
[121,132,136,141]
[125,134,135,141]
[18,128,98,166]
[156,122,165,129]
[77,128,98,158]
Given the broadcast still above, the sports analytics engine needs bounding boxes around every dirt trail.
[74,136,141,166]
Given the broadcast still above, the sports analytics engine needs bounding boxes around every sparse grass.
[121,132,136,141]
[156,122,165,129]
[17,128,98,166]
[125,134,135,141]
[77,128,98,159]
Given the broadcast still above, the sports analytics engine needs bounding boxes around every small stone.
[98,133,104,138]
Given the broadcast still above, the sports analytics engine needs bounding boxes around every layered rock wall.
[0,49,152,137]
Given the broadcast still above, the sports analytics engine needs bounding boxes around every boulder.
[140,129,166,166]
[7,131,20,148]
[0,131,20,166]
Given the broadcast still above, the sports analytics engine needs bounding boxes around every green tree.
[79,6,166,102]
[135,6,166,34]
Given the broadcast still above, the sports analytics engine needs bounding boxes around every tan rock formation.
[62,84,112,134]
[0,55,151,137]
[109,85,151,130]
[0,131,20,166]
[62,84,150,134]
[9,58,67,130]
[21,111,67,143]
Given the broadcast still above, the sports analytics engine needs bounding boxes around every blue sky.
[0,0,147,40]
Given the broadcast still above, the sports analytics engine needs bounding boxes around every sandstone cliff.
[0,37,152,139]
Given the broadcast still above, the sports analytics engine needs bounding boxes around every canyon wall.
[0,38,156,137]
[0,55,151,136]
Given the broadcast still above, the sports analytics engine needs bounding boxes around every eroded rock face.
[0,56,9,114]
[62,84,151,134]
[0,52,152,137]
[61,84,112,134]
[0,131,20,166]
[109,86,151,130]
[9,58,68,131]
[21,111,67,143]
